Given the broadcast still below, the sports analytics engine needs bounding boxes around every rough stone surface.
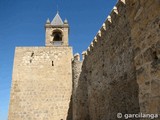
[127,0,160,114]
[8,47,73,120]
[73,0,160,120]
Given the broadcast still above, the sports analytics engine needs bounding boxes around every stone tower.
[8,12,73,120]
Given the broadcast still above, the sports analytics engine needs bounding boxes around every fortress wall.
[9,47,73,120]
[126,0,160,113]
[74,0,160,120]
[100,1,140,119]
[74,1,139,119]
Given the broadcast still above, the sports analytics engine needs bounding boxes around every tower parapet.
[74,53,80,61]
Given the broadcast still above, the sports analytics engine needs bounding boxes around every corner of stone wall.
[72,53,83,120]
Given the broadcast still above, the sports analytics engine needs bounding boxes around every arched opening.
[53,31,62,41]
[51,30,63,46]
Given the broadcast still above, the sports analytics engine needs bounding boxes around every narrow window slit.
[52,61,54,66]
[31,52,34,57]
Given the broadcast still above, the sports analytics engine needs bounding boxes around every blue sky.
[0,0,117,119]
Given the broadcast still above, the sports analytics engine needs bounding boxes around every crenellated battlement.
[83,0,127,60]
[74,0,160,119]
[82,51,87,60]
[73,53,80,61]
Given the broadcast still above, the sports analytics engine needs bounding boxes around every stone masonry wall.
[9,47,73,120]
[126,0,160,114]
[74,0,160,120]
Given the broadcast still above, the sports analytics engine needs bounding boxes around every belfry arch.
[52,29,63,42]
